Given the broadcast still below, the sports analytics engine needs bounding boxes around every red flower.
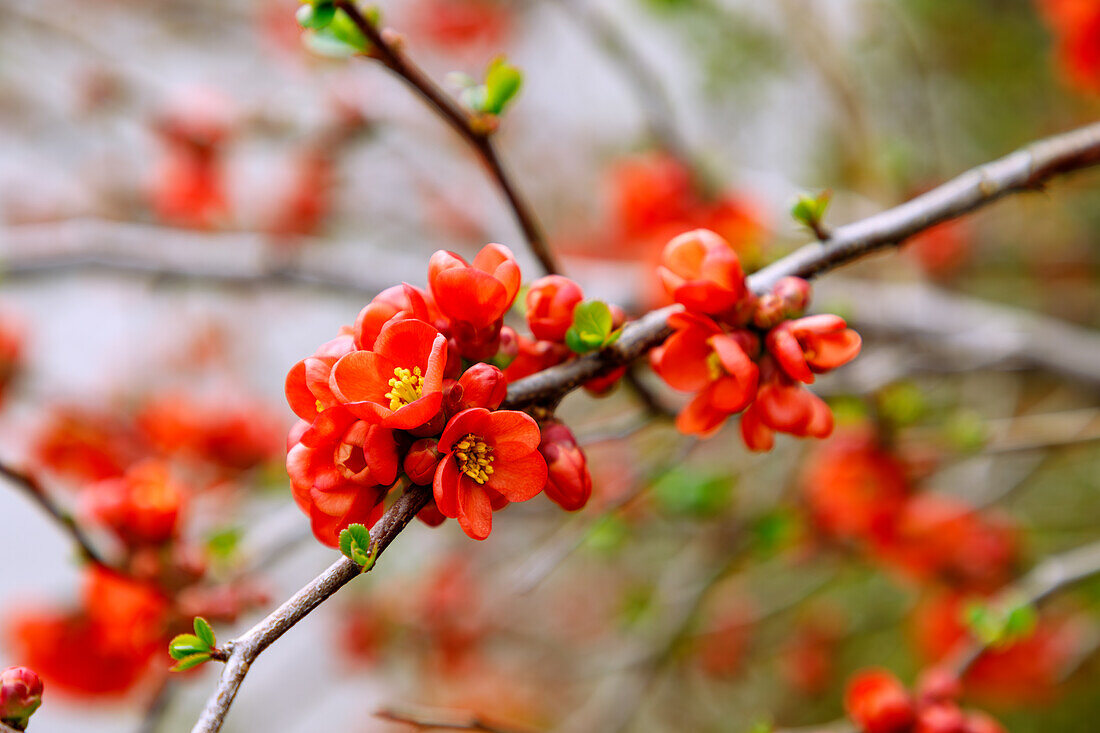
[538,420,592,511]
[403,0,513,52]
[353,283,444,351]
[800,429,910,542]
[875,494,1018,593]
[767,314,862,385]
[329,319,448,431]
[740,357,834,451]
[608,153,695,238]
[81,460,184,546]
[651,312,759,437]
[1039,0,1100,94]
[32,407,138,483]
[433,408,547,539]
[502,333,570,383]
[287,406,398,547]
[452,363,508,412]
[285,330,356,421]
[657,229,747,316]
[526,275,584,342]
[9,568,169,697]
[845,669,916,733]
[0,311,25,410]
[428,243,521,331]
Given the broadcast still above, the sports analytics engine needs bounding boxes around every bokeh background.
[1,0,1100,731]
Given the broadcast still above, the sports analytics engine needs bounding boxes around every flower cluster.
[650,229,862,448]
[286,243,598,543]
[845,668,1005,733]
[802,428,1019,593]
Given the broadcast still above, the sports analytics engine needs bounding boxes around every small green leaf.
[168,634,208,660]
[565,301,615,354]
[296,2,336,29]
[171,652,212,672]
[339,523,377,571]
[205,526,242,561]
[482,58,523,115]
[194,617,216,649]
[791,190,832,233]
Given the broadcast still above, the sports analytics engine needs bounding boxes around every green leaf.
[482,58,523,115]
[791,190,831,232]
[194,617,216,649]
[168,634,208,660]
[296,2,336,29]
[205,526,242,561]
[339,523,377,570]
[171,652,212,672]
[652,468,734,518]
[565,301,615,354]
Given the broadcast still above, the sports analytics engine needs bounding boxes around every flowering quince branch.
[190,484,431,733]
[0,459,109,568]
[503,120,1100,410]
[191,123,1100,731]
[329,0,560,277]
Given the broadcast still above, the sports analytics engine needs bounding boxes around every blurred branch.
[819,278,1100,386]
[950,537,1100,675]
[190,484,431,733]
[775,539,1100,733]
[376,706,534,733]
[503,120,1100,409]
[547,0,691,164]
[332,1,560,276]
[0,459,109,568]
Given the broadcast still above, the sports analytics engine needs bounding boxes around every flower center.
[453,433,494,485]
[705,351,724,381]
[335,441,368,479]
[385,366,423,411]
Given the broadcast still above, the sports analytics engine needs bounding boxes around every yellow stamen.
[454,433,494,485]
[705,351,724,381]
[385,366,423,411]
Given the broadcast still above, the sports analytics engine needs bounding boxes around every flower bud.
[456,363,507,411]
[844,669,915,733]
[0,666,43,731]
[916,703,967,733]
[496,326,520,368]
[915,666,961,706]
[526,275,584,342]
[404,438,441,485]
[773,276,812,316]
[538,421,592,511]
[752,293,786,330]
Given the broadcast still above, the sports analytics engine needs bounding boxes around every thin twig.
[375,706,535,733]
[190,484,430,733]
[332,1,560,276]
[0,460,109,568]
[503,120,1100,409]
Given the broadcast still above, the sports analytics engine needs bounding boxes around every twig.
[0,460,109,568]
[817,278,1100,386]
[332,1,560,276]
[950,537,1100,675]
[190,484,431,733]
[774,539,1100,733]
[375,706,534,733]
[502,120,1100,409]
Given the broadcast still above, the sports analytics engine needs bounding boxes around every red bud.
[404,438,441,485]
[538,421,593,511]
[456,363,507,411]
[526,275,584,342]
[0,666,43,730]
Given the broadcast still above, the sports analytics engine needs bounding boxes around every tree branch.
[332,1,560,276]
[189,121,1100,732]
[189,484,431,733]
[0,460,109,568]
[502,120,1100,409]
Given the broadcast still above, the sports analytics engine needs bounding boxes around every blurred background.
[1,0,1100,731]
